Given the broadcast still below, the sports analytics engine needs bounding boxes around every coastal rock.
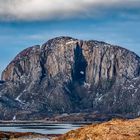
[0,131,49,140]
[0,36,140,120]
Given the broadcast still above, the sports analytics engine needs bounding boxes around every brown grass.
[55,118,140,140]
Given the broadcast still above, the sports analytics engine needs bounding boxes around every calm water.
[0,122,86,134]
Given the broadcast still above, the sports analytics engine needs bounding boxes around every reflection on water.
[0,123,85,134]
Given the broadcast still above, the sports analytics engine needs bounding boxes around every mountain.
[55,118,140,140]
[0,36,140,120]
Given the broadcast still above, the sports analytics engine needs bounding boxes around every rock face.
[0,36,140,120]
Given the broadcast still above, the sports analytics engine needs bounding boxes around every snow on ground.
[15,92,25,104]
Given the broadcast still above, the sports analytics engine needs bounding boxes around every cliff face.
[0,36,140,120]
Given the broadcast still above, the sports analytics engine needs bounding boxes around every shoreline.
[0,121,89,139]
[0,131,61,140]
[0,118,139,140]
[0,120,95,125]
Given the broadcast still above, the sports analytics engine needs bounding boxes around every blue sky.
[0,0,140,75]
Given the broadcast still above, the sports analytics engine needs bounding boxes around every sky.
[0,0,140,75]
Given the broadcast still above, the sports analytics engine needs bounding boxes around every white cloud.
[0,0,140,21]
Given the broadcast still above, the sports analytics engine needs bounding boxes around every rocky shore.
[45,112,125,122]
[0,131,61,140]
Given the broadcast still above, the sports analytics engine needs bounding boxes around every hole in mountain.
[72,42,87,82]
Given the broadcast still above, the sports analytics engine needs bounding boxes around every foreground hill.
[0,36,140,120]
[55,118,140,140]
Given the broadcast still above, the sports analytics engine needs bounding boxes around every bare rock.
[0,36,140,120]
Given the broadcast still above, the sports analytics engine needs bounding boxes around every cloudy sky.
[0,0,140,75]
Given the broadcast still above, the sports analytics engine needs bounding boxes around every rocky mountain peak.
[0,36,140,120]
